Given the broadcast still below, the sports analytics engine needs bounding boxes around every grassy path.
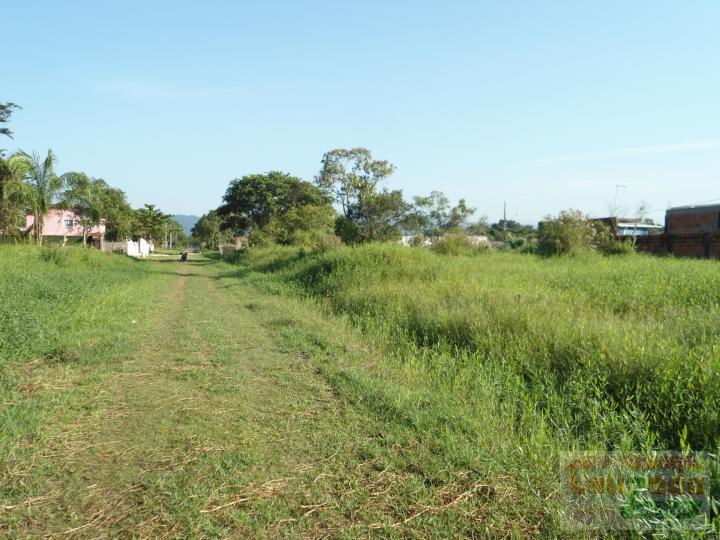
[2,255,539,538]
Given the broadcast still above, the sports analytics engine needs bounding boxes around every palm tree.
[11,150,62,245]
[61,172,102,246]
[0,156,30,239]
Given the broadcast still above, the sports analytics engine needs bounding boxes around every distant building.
[635,204,720,259]
[595,217,664,237]
[26,209,106,246]
[665,204,720,234]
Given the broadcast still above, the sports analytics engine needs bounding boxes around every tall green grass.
[234,244,720,451]
[0,246,163,363]
[231,244,720,532]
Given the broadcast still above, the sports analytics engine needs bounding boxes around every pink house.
[26,209,106,242]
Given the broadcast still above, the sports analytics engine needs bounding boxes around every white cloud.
[536,140,720,165]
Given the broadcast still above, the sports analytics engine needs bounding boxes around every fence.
[103,239,152,258]
[635,232,720,259]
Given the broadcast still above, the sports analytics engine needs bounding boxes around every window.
[64,218,75,228]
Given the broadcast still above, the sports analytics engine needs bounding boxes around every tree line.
[192,146,638,258]
[5,99,620,256]
[192,147,508,250]
[0,102,185,247]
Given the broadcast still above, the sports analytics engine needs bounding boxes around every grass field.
[229,244,720,533]
[1,244,718,537]
[235,245,720,446]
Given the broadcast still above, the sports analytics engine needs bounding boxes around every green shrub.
[39,246,69,266]
[289,230,342,252]
[248,228,274,247]
[538,209,597,256]
[313,233,342,252]
[538,210,636,257]
[334,215,360,245]
[599,237,635,255]
[430,232,486,256]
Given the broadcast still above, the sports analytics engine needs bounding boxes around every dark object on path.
[180,252,188,262]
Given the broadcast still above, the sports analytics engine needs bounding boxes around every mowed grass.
[0,246,175,534]
[2,247,551,537]
[228,244,720,531]
[0,245,168,447]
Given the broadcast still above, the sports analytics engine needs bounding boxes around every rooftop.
[615,220,663,229]
[667,203,720,214]
[595,217,663,229]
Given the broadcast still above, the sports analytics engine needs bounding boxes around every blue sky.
[3,0,719,224]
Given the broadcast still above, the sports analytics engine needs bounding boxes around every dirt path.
[5,257,375,537]
[2,256,508,538]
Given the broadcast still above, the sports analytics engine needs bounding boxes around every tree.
[162,218,185,249]
[61,172,102,246]
[0,159,13,235]
[406,191,476,237]
[0,156,30,238]
[96,185,133,241]
[192,211,224,249]
[0,103,25,238]
[315,147,395,218]
[335,189,408,244]
[316,148,406,243]
[279,203,335,245]
[477,219,536,245]
[0,102,20,142]
[11,150,62,245]
[133,204,170,241]
[465,216,490,236]
[61,172,134,242]
[538,210,598,256]
[217,171,334,243]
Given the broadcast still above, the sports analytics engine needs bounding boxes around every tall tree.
[217,171,333,241]
[406,191,476,237]
[315,148,395,218]
[0,104,24,236]
[61,172,102,246]
[133,204,170,241]
[0,157,29,238]
[335,189,408,244]
[162,218,185,249]
[11,150,62,245]
[61,172,134,242]
[96,184,133,241]
[192,211,224,249]
[316,148,406,244]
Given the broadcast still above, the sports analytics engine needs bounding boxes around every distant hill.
[173,215,201,235]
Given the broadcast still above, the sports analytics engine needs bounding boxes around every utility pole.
[503,201,507,242]
[613,185,627,217]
